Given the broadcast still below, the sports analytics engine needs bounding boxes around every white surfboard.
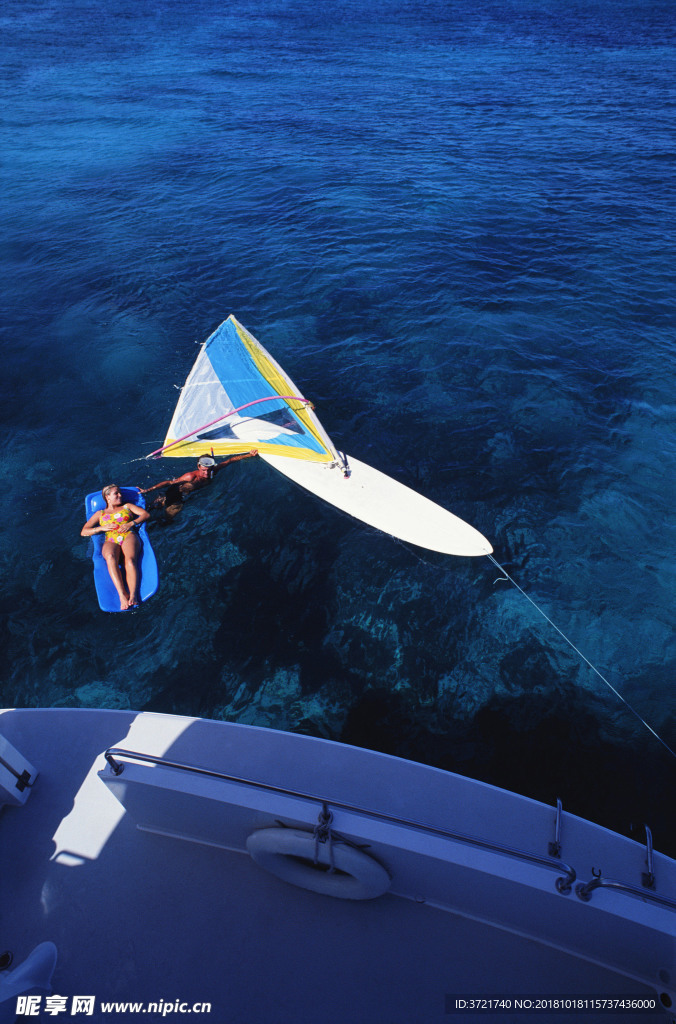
[260,452,493,557]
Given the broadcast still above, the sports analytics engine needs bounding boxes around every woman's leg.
[121,533,142,606]
[102,540,131,610]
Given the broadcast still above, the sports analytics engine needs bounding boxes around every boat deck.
[1,709,673,1023]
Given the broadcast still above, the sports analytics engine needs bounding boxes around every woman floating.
[81,485,150,610]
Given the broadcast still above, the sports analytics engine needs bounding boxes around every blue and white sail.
[158,315,338,464]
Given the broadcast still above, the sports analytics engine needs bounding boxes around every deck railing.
[103,746,675,912]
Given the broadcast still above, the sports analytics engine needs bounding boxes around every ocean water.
[2,0,675,855]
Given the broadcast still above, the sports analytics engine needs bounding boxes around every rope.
[313,803,335,874]
[487,553,676,761]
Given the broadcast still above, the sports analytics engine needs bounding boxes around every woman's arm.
[100,503,150,536]
[81,511,105,537]
[126,502,150,525]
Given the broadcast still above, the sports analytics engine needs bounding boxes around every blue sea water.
[2,0,675,853]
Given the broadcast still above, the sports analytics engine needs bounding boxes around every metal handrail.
[576,873,676,912]
[549,797,563,858]
[642,825,656,889]
[103,746,576,894]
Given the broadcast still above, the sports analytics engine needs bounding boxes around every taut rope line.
[487,553,676,762]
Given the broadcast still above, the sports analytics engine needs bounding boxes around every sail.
[155,315,492,557]
[158,316,338,463]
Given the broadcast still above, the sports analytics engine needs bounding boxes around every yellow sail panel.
[159,437,332,461]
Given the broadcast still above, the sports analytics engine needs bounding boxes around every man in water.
[140,450,258,522]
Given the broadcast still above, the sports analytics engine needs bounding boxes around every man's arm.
[214,450,258,473]
[139,470,197,494]
[138,478,174,495]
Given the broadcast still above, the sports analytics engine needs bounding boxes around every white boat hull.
[2,709,674,1023]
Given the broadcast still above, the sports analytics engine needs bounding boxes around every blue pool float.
[84,487,159,612]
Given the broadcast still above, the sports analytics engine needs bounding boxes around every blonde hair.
[102,484,120,505]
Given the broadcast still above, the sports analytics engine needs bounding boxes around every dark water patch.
[470,692,676,858]
[213,555,337,694]
[342,684,676,858]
